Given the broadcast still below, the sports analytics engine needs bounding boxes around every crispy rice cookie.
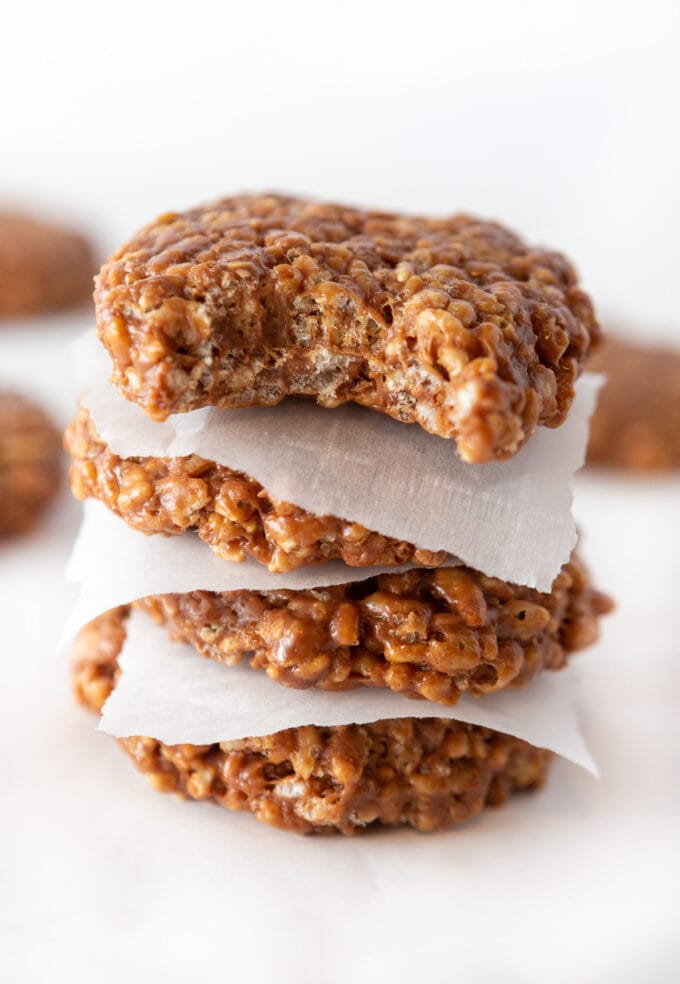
[74,608,552,834]
[137,557,612,705]
[65,405,446,571]
[587,337,680,471]
[95,194,600,463]
[0,391,61,536]
[0,211,95,317]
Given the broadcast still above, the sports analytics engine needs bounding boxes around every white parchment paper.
[100,609,598,774]
[76,332,602,591]
[59,501,428,647]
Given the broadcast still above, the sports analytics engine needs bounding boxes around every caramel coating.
[0,211,95,317]
[96,194,600,463]
[65,406,446,572]
[73,608,551,835]
[0,391,61,536]
[138,557,612,705]
[587,337,680,471]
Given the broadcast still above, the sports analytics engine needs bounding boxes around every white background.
[1,2,680,982]
[2,0,680,337]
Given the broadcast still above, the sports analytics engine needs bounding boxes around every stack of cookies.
[65,195,611,835]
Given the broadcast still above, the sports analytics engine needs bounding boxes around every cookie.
[73,608,552,835]
[587,337,680,471]
[136,556,611,705]
[0,391,61,536]
[65,405,447,571]
[0,211,95,317]
[95,194,600,463]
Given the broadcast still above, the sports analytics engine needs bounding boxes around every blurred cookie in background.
[0,391,62,536]
[587,337,680,472]
[0,210,96,317]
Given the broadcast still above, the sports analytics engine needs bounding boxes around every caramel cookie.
[95,194,600,463]
[73,608,552,835]
[0,211,95,317]
[136,555,611,705]
[0,391,61,536]
[587,337,680,471]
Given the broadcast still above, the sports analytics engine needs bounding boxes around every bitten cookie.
[136,556,611,705]
[0,391,61,536]
[73,608,552,835]
[587,337,680,471]
[95,194,600,463]
[0,211,95,317]
[65,406,447,571]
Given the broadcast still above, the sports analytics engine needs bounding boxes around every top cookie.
[95,194,600,463]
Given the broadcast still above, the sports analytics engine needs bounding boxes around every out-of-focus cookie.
[587,338,680,471]
[73,608,552,835]
[0,391,61,536]
[0,211,95,317]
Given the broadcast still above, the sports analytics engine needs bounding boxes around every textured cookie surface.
[65,405,446,571]
[0,211,95,317]
[96,194,600,462]
[138,557,611,705]
[587,337,680,471]
[0,391,61,535]
[73,609,552,835]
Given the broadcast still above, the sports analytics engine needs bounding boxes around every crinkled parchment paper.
[99,609,597,773]
[59,501,427,647]
[76,332,602,591]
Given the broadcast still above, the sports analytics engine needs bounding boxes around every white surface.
[76,331,600,591]
[101,609,596,772]
[2,2,680,976]
[2,324,680,983]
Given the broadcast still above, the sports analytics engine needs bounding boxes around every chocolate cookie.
[0,211,95,317]
[95,194,600,463]
[73,608,552,835]
[0,391,61,536]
